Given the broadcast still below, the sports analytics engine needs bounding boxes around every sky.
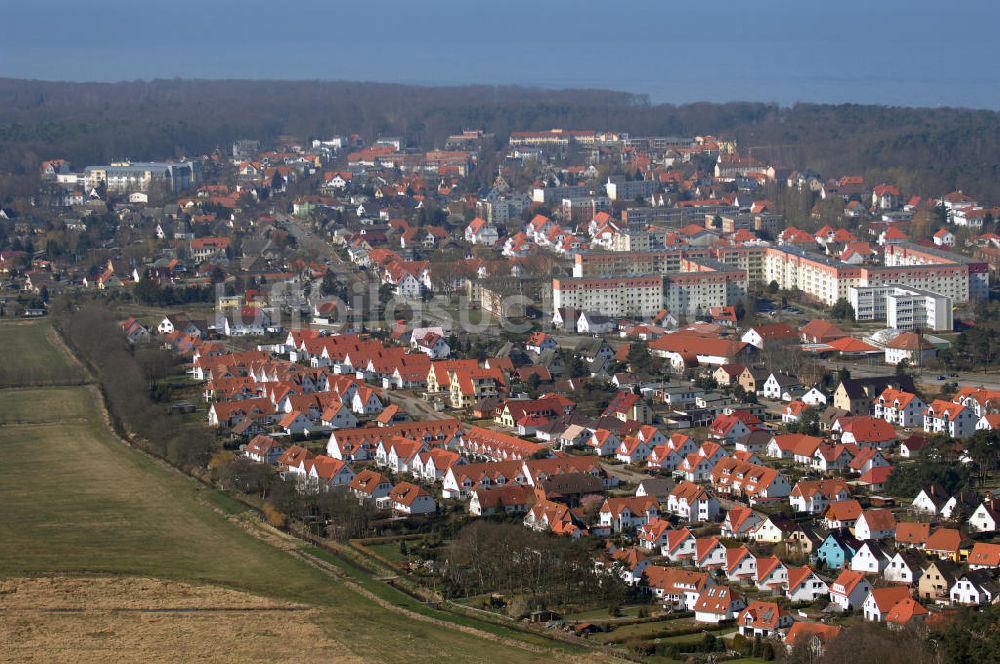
[3,0,999,109]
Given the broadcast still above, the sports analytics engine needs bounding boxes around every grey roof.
[636,478,676,498]
[961,569,1000,596]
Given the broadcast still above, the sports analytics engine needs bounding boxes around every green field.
[0,320,589,663]
[0,319,86,386]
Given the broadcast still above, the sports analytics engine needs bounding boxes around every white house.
[854,509,897,541]
[694,537,728,569]
[662,528,697,561]
[950,572,998,605]
[874,388,925,428]
[829,570,872,611]
[884,550,925,585]
[577,311,615,335]
[862,587,913,622]
[464,217,499,246]
[933,228,955,247]
[694,586,746,623]
[968,499,1000,534]
[352,387,384,416]
[786,566,829,603]
[851,541,893,575]
[387,482,437,515]
[924,400,976,439]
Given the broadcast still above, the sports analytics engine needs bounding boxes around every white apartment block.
[552,276,664,318]
[849,284,953,331]
[883,242,988,301]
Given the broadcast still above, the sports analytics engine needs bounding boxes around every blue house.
[816,528,861,569]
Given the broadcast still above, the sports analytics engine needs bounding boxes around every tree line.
[52,298,216,470]
[1,79,999,202]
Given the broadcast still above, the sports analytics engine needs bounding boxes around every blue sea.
[2,0,998,109]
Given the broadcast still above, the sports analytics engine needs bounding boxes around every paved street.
[386,389,451,421]
[829,359,1000,392]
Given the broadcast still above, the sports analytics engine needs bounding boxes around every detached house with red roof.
[644,566,713,611]
[967,542,1000,570]
[666,481,721,522]
[755,555,788,592]
[741,323,798,350]
[351,386,384,416]
[598,496,661,533]
[874,387,925,428]
[725,545,758,582]
[708,411,759,442]
[694,586,745,623]
[924,400,975,439]
[863,586,913,623]
[783,623,842,656]
[385,481,436,515]
[722,506,762,540]
[307,454,356,489]
[854,509,896,541]
[615,435,653,464]
[786,566,828,603]
[789,479,851,514]
[244,435,284,465]
[830,569,872,611]
[835,416,897,449]
[738,600,793,638]
[464,217,499,246]
[349,469,393,501]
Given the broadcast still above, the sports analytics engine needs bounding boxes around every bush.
[262,501,287,528]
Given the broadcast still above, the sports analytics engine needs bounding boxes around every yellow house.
[917,560,960,601]
[449,368,502,410]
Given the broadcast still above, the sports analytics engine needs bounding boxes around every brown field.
[0,576,360,664]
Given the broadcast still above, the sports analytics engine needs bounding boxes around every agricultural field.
[0,319,86,387]
[0,321,592,663]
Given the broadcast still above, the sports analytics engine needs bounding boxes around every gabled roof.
[868,586,912,613]
[824,499,862,522]
[968,542,1000,568]
[886,598,929,625]
[858,508,896,531]
[831,569,867,595]
[786,565,821,593]
[783,622,842,647]
[924,528,961,553]
[693,585,742,614]
[738,600,788,630]
[896,521,931,546]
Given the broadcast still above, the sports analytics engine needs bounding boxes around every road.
[828,359,1000,392]
[386,389,451,421]
[279,214,355,276]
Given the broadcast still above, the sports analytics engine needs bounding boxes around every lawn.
[0,319,86,386]
[367,541,409,564]
[0,322,584,663]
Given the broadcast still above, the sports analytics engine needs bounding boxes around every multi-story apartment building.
[663,259,748,317]
[510,129,602,147]
[849,284,953,331]
[555,257,747,319]
[85,160,200,192]
[573,249,714,278]
[765,246,984,306]
[552,276,663,318]
[610,230,652,253]
[561,196,612,223]
[883,242,988,301]
[571,243,985,310]
[606,178,658,201]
